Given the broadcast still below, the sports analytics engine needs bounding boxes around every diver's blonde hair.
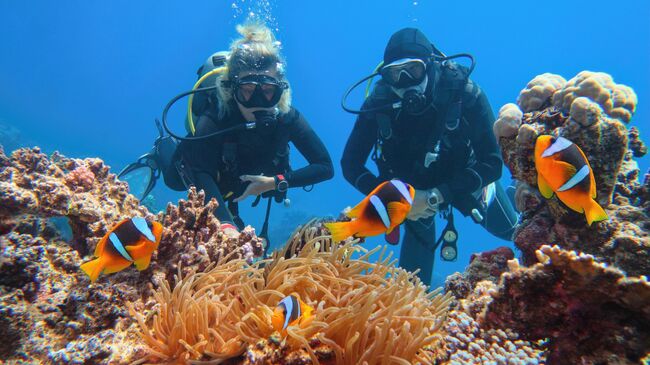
[217,23,292,118]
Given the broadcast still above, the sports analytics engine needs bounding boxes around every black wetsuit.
[166,102,333,227]
[341,64,502,286]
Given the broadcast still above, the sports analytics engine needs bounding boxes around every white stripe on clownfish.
[109,232,134,262]
[541,136,573,158]
[391,180,413,205]
[131,217,155,242]
[558,165,590,192]
[370,195,391,228]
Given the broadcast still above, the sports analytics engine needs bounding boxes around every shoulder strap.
[435,61,470,132]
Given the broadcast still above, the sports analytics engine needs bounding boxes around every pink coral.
[64,165,95,191]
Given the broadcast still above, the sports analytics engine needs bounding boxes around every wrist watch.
[274,174,289,193]
[426,189,442,209]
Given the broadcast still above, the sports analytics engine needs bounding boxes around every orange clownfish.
[271,294,314,334]
[534,135,608,225]
[325,179,415,242]
[80,217,163,283]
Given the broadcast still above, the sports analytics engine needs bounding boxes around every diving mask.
[380,58,427,88]
[226,74,288,109]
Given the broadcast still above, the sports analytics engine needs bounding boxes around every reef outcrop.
[444,246,514,300]
[493,71,648,277]
[0,147,264,364]
[482,245,650,364]
[0,147,150,258]
[474,71,650,364]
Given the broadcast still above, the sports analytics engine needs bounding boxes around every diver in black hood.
[340,28,517,286]
[120,23,333,253]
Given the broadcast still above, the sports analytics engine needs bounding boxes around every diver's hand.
[407,188,444,221]
[233,175,276,202]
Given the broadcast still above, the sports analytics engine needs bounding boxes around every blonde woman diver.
[164,24,333,239]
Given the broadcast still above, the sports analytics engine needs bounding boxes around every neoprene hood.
[383,28,433,65]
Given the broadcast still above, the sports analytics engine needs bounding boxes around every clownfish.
[80,217,163,283]
[271,294,314,334]
[534,135,608,225]
[324,179,415,242]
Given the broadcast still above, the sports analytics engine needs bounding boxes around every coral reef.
[0,147,150,257]
[431,310,544,364]
[152,187,265,283]
[0,147,265,364]
[482,245,650,364]
[0,216,147,364]
[552,71,637,123]
[516,73,567,113]
[444,246,514,300]
[132,231,454,364]
[430,280,546,364]
[495,71,649,276]
[493,103,523,139]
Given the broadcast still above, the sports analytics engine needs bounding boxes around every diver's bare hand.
[234,175,276,202]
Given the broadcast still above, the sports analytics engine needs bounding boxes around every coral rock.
[432,311,545,365]
[482,245,650,365]
[0,147,150,257]
[516,72,566,113]
[493,103,523,140]
[152,187,265,284]
[444,247,515,301]
[628,126,647,158]
[496,71,648,275]
[0,148,267,364]
[0,218,148,365]
[552,71,637,123]
[569,96,603,127]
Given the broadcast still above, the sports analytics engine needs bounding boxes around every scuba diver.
[119,23,333,252]
[340,28,518,286]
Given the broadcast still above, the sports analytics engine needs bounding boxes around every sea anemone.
[131,224,453,364]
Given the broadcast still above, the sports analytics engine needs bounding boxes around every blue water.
[1,0,648,288]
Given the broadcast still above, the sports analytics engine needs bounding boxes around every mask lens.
[236,82,257,101]
[381,59,426,87]
[234,75,285,107]
[405,62,425,79]
[260,83,279,101]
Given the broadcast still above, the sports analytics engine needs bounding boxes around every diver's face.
[235,68,282,117]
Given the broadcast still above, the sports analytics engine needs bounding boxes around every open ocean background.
[1,0,648,288]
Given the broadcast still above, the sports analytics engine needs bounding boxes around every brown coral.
[0,147,266,364]
[152,187,264,284]
[517,72,566,113]
[430,310,545,364]
[444,247,515,301]
[0,217,150,364]
[552,71,637,123]
[496,72,649,276]
[0,147,151,257]
[132,230,454,364]
[482,245,650,364]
